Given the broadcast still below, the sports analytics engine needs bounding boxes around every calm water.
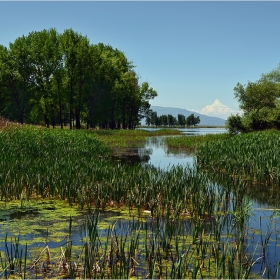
[137,127,226,169]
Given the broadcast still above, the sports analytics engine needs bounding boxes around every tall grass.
[1,189,270,279]
[0,126,215,216]
[165,133,230,151]
[196,130,280,189]
[0,126,278,278]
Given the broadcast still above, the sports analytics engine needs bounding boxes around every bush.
[226,114,245,135]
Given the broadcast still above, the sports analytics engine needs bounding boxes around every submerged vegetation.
[0,124,279,278]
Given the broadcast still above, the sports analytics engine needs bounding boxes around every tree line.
[0,28,157,129]
[227,64,280,134]
[146,111,200,127]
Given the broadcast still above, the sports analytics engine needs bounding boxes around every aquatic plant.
[196,130,280,189]
[165,133,229,151]
[0,126,278,278]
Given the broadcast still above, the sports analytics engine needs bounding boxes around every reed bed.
[196,130,280,189]
[0,126,186,212]
[165,133,230,152]
[94,128,182,148]
[0,126,277,278]
[0,189,265,279]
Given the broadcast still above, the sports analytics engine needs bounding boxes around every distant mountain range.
[144,106,226,126]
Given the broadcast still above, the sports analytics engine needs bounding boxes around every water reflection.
[111,147,152,164]
[139,127,227,135]
[178,127,227,135]
[111,136,194,168]
[112,127,227,169]
[144,136,194,169]
[113,127,216,168]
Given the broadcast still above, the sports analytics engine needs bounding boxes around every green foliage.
[165,133,230,151]
[226,114,245,135]
[0,29,157,129]
[147,110,200,127]
[234,79,279,113]
[150,110,158,126]
[230,63,280,133]
[186,113,200,126]
[177,113,186,126]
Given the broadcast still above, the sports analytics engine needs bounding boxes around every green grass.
[165,133,230,151]
[93,128,183,148]
[196,130,280,187]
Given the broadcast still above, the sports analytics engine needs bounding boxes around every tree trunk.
[44,113,50,128]
[59,100,63,129]
[122,98,126,129]
[76,106,81,129]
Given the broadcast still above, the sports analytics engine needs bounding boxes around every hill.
[147,106,226,126]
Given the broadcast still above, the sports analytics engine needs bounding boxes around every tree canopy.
[0,28,157,129]
[227,64,280,134]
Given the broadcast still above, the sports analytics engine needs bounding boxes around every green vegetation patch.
[94,128,183,148]
[0,126,278,278]
[165,133,230,152]
[0,199,83,246]
[196,130,280,189]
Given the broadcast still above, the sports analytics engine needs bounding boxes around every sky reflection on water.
[142,136,194,169]
[141,127,226,169]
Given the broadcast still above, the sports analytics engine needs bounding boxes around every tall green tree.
[230,66,280,133]
[178,114,186,126]
[150,111,158,126]
[7,35,33,123]
[59,29,92,129]
[234,79,279,114]
[137,82,157,127]
[167,114,177,126]
[186,113,200,126]
[0,45,11,117]
[88,43,129,129]
[27,29,63,127]
[0,29,158,129]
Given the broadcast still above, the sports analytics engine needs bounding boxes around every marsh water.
[142,128,226,168]
[115,128,226,168]
[1,127,280,278]
[114,127,280,277]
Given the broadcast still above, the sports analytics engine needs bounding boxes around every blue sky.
[1,1,280,119]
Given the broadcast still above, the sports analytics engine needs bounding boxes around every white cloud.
[200,99,234,119]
